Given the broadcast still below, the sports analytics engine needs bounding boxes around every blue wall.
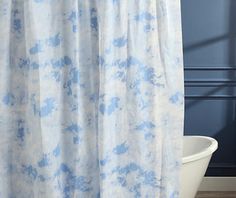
[182,0,236,176]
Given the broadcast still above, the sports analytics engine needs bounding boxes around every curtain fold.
[0,0,184,197]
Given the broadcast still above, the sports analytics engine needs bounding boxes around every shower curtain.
[0,0,184,197]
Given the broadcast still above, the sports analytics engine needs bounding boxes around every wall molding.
[199,177,236,191]
[185,95,236,100]
[184,66,236,87]
[184,66,236,71]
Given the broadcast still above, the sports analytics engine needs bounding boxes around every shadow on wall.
[183,0,236,110]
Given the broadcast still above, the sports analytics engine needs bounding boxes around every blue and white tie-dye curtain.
[0,0,184,197]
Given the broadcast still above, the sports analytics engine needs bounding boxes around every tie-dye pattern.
[0,0,184,197]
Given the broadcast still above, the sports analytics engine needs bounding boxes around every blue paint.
[90,9,98,31]
[17,127,25,142]
[144,133,155,141]
[51,59,64,68]
[70,68,79,83]
[130,183,141,198]
[38,175,46,182]
[99,97,120,115]
[169,92,183,105]
[100,173,106,180]
[31,95,37,115]
[113,58,131,69]
[73,136,80,144]
[54,163,92,195]
[38,155,50,167]
[31,62,40,70]
[18,58,30,69]
[142,67,155,82]
[2,93,15,106]
[135,121,155,131]
[53,144,61,157]
[99,104,106,115]
[52,71,61,82]
[129,79,141,95]
[47,33,61,47]
[98,56,105,66]
[13,19,21,32]
[113,36,127,47]
[63,67,80,96]
[100,158,109,166]
[13,9,19,17]
[65,123,82,133]
[108,97,120,114]
[117,176,127,187]
[68,11,81,33]
[91,17,98,31]
[135,12,155,21]
[51,56,71,68]
[22,165,38,180]
[114,71,125,81]
[89,93,99,102]
[144,24,151,32]
[120,59,132,68]
[60,163,71,174]
[64,56,72,65]
[68,11,76,22]
[127,56,142,67]
[114,163,140,175]
[143,171,158,187]
[39,98,55,117]
[73,176,92,192]
[29,42,43,54]
[113,142,129,155]
[72,25,77,33]
[113,0,119,3]
[113,163,159,191]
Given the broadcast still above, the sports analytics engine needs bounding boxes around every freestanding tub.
[180,136,218,198]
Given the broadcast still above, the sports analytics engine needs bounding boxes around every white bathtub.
[180,136,218,198]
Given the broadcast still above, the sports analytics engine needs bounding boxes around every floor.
[196,192,236,198]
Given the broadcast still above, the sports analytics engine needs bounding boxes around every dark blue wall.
[182,0,236,176]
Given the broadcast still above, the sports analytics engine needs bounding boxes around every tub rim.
[182,136,218,164]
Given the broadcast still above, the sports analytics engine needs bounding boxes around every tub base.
[180,155,212,198]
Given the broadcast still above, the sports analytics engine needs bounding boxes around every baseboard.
[199,177,236,191]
